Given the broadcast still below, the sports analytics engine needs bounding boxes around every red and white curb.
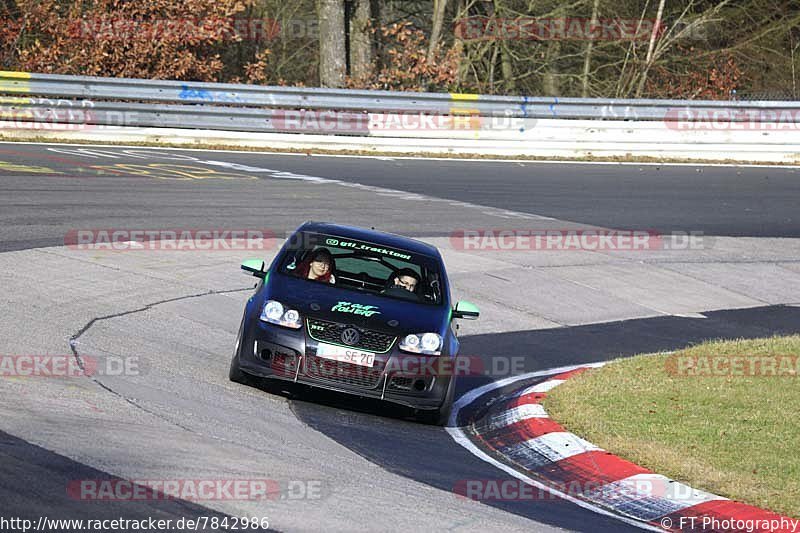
[447,363,798,532]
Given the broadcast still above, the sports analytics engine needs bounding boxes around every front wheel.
[229,315,250,385]
[416,374,456,426]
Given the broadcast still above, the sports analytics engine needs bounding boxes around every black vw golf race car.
[229,221,480,425]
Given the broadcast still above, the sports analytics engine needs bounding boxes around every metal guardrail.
[1,70,799,134]
[0,98,371,134]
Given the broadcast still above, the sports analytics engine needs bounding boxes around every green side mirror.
[453,300,480,320]
[241,258,266,278]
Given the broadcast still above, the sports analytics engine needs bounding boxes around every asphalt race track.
[2,142,800,532]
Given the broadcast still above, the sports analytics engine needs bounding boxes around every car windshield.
[279,232,443,305]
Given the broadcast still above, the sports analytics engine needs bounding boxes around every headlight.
[260,300,302,329]
[399,332,442,355]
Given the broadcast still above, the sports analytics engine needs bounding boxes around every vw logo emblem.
[340,328,360,346]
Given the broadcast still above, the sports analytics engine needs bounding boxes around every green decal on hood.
[331,301,381,317]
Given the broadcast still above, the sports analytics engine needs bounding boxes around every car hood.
[266,273,447,334]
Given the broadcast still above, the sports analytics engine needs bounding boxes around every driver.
[387,268,420,295]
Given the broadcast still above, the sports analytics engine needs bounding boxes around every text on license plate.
[315,343,376,367]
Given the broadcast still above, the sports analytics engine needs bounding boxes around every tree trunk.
[490,0,515,93]
[349,0,372,81]
[500,42,515,93]
[454,0,469,87]
[635,0,666,98]
[581,0,601,97]
[318,0,346,87]
[428,0,448,63]
[542,39,561,96]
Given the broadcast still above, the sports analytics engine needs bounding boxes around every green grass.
[543,335,800,518]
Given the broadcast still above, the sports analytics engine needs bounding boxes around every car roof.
[296,221,441,258]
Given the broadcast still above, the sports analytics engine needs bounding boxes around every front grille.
[302,354,385,389]
[306,318,396,353]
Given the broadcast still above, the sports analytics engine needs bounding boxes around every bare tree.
[542,40,562,95]
[428,0,449,62]
[500,41,515,92]
[581,0,600,96]
[616,0,733,97]
[635,0,665,97]
[318,0,346,87]
[349,0,372,80]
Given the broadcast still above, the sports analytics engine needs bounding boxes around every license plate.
[315,342,376,367]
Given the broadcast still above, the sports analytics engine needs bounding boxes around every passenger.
[296,248,336,284]
[387,268,420,294]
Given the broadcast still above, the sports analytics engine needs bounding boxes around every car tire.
[229,315,250,385]
[416,374,456,426]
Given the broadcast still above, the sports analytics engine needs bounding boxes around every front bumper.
[236,317,452,411]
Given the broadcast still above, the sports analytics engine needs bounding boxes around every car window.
[334,256,393,279]
[280,232,441,305]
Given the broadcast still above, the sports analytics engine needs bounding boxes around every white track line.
[3,140,800,168]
